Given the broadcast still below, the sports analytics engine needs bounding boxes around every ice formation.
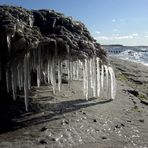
[0,6,116,111]
[3,49,117,110]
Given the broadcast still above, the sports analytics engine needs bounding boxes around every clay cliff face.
[0,6,115,111]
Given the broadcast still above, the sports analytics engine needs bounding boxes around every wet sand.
[0,57,148,148]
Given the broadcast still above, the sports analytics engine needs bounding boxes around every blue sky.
[1,0,148,45]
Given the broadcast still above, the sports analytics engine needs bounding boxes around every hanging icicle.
[70,61,73,80]
[96,58,100,97]
[6,35,11,55]
[92,56,97,97]
[104,65,109,98]
[72,62,76,80]
[50,58,55,94]
[29,15,33,27]
[58,59,62,92]
[90,58,93,89]
[50,42,57,94]
[101,64,104,90]
[47,59,51,84]
[32,49,37,71]
[6,69,11,93]
[37,47,41,88]
[86,59,90,100]
[83,60,86,97]
[108,66,116,100]
[43,71,47,84]
[20,66,24,90]
[24,53,30,111]
[17,65,21,91]
[11,67,17,100]
[75,61,79,80]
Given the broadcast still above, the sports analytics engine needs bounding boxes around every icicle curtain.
[0,6,116,111]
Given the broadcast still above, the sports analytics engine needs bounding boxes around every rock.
[126,120,131,123]
[115,125,120,129]
[39,139,47,144]
[121,123,125,127]
[82,112,86,115]
[133,101,137,104]
[139,119,144,123]
[40,127,48,132]
[61,119,69,125]
[101,136,107,140]
[115,123,125,129]
[129,78,143,84]
[93,119,97,122]
[128,90,139,97]
[140,100,148,105]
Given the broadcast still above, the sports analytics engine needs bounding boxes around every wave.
[110,49,148,66]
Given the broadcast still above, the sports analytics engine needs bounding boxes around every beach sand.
[0,57,148,148]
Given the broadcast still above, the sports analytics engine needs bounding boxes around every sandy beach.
[0,57,148,148]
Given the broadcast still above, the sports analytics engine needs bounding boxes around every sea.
[105,46,148,66]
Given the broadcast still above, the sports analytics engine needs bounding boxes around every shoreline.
[109,55,148,67]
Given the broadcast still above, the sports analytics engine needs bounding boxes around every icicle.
[58,59,62,92]
[29,15,33,27]
[76,61,79,80]
[51,58,56,94]
[17,65,21,90]
[17,64,24,91]
[37,65,40,87]
[24,53,29,111]
[43,71,47,84]
[47,59,51,84]
[28,62,31,90]
[11,67,17,100]
[104,65,109,97]
[76,60,82,80]
[96,58,100,97]
[83,59,90,100]
[32,49,37,71]
[50,42,57,94]
[52,18,56,27]
[101,64,104,89]
[101,65,104,90]
[37,47,41,88]
[20,67,24,89]
[87,59,90,99]
[73,61,78,80]
[92,56,97,97]
[6,35,11,54]
[67,59,71,87]
[67,46,71,87]
[72,62,76,80]
[70,61,73,80]
[83,60,86,97]
[89,58,93,88]
[108,66,116,100]
[6,69,10,93]
[85,59,88,99]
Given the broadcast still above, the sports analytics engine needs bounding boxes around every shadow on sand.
[0,92,112,134]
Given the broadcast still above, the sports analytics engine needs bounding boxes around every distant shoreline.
[109,55,148,67]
